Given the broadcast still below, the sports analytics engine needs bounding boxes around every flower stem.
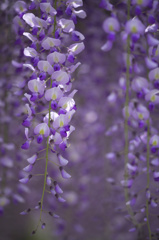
[146,120,152,240]
[36,0,58,230]
[124,0,138,228]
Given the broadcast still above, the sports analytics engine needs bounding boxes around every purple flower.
[51,70,69,85]
[59,18,75,33]
[103,17,120,33]
[47,52,66,65]
[59,166,71,179]
[57,154,68,166]
[41,37,61,50]
[125,17,145,35]
[45,87,63,101]
[40,3,57,16]
[149,67,159,81]
[37,61,53,75]
[68,42,85,55]
[34,123,50,137]
[28,78,45,95]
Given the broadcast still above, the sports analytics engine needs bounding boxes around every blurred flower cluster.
[1,0,159,240]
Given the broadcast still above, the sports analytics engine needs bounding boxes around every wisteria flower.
[149,67,159,81]
[45,87,63,101]
[38,61,53,75]
[103,17,120,33]
[40,3,57,16]
[145,90,159,104]
[28,78,45,95]
[42,37,61,50]
[34,123,50,143]
[59,19,75,33]
[51,70,69,85]
[47,52,66,65]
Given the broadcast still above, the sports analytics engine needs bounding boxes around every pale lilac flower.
[153,171,159,181]
[103,17,120,33]
[43,112,58,124]
[149,67,159,81]
[131,77,148,92]
[121,179,133,188]
[67,0,83,8]
[66,109,76,121]
[70,62,81,73]
[40,3,57,16]
[34,123,50,137]
[145,57,158,69]
[14,1,27,14]
[145,90,159,104]
[151,158,159,166]
[53,114,69,129]
[23,164,33,172]
[68,42,85,55]
[47,52,66,65]
[132,104,149,121]
[59,19,75,33]
[59,166,71,179]
[28,79,45,95]
[51,70,69,84]
[151,199,157,207]
[23,13,47,29]
[127,163,137,174]
[23,63,35,72]
[23,13,36,27]
[49,132,63,145]
[132,0,150,7]
[37,61,53,74]
[145,24,158,33]
[101,41,113,52]
[57,196,66,203]
[23,32,37,42]
[24,47,38,58]
[57,154,68,166]
[73,9,86,19]
[125,17,145,35]
[54,181,63,194]
[45,87,63,101]
[27,154,37,164]
[147,34,159,46]
[58,97,75,112]
[19,175,32,184]
[13,16,25,33]
[33,16,47,29]
[150,135,159,147]
[42,37,61,50]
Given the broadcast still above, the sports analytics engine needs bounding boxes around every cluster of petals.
[14,0,85,218]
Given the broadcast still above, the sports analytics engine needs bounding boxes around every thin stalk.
[146,121,152,240]
[124,0,138,228]
[36,0,58,231]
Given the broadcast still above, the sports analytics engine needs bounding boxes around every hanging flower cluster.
[0,0,30,216]
[102,0,159,238]
[13,0,85,232]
